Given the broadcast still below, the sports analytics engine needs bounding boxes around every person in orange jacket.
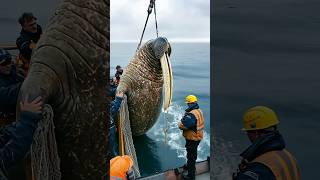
[110,155,135,180]
[178,95,205,180]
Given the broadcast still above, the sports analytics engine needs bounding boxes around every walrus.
[117,37,173,136]
[16,0,108,179]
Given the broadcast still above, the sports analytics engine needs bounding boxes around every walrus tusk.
[160,52,173,112]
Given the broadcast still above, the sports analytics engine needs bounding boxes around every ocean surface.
[213,0,320,179]
[111,42,210,177]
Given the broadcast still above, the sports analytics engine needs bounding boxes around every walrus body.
[17,0,108,179]
[117,37,172,136]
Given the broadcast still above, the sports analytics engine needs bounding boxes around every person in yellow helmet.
[178,95,205,180]
[232,106,300,180]
[110,155,135,180]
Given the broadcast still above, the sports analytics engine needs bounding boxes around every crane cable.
[136,0,159,52]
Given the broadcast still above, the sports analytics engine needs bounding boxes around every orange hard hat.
[110,155,133,180]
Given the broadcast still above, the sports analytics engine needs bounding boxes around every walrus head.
[151,37,172,59]
[152,37,172,111]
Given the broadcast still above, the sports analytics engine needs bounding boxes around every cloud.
[111,0,210,42]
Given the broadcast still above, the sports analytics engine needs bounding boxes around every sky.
[0,0,210,43]
[111,0,210,43]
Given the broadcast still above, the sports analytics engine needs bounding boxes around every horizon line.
[111,38,210,43]
[111,40,210,43]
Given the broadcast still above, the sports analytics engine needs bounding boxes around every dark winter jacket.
[0,66,24,116]
[0,111,41,175]
[16,25,42,61]
[181,103,199,130]
[233,131,286,180]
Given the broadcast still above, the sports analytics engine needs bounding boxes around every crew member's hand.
[116,91,124,98]
[178,121,184,130]
[29,40,37,49]
[20,95,43,114]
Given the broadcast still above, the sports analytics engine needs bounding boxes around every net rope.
[119,95,141,178]
[30,104,61,180]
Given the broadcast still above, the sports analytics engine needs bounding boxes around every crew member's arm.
[110,91,124,116]
[110,86,117,98]
[0,96,42,170]
[178,113,196,130]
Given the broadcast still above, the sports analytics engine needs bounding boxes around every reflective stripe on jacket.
[182,109,204,141]
[251,149,300,180]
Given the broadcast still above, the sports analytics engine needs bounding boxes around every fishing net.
[30,104,61,180]
[119,95,141,178]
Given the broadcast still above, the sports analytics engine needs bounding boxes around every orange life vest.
[110,155,133,180]
[182,109,205,141]
[251,149,300,180]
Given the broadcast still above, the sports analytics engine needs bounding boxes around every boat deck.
[137,157,210,180]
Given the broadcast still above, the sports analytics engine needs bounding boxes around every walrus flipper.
[119,95,141,178]
[31,104,61,180]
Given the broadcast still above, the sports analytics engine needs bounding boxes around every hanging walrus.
[16,0,108,179]
[116,37,173,136]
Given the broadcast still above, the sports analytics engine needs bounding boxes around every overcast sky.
[0,0,210,43]
[111,0,210,43]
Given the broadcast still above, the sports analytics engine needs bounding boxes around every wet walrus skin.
[17,0,109,179]
[117,37,172,136]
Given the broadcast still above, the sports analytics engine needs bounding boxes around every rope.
[31,104,61,180]
[163,112,168,144]
[118,112,125,156]
[136,12,151,52]
[154,2,159,38]
[136,0,159,52]
[119,95,141,178]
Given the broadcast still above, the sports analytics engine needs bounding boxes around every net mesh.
[30,104,61,180]
[119,95,141,178]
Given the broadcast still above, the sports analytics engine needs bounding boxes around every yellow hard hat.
[242,106,279,131]
[185,95,197,103]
